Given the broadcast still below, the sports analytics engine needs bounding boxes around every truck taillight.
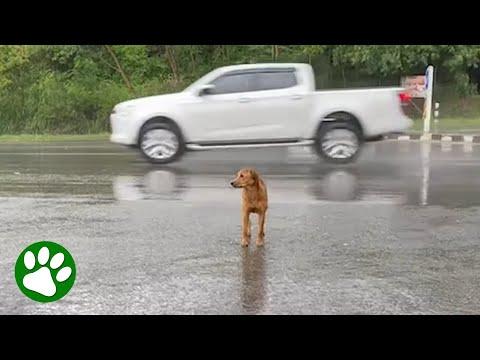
[398,92,412,104]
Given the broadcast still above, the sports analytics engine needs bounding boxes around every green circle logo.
[15,241,76,303]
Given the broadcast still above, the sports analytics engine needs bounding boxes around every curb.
[384,133,480,144]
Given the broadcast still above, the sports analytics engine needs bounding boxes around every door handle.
[291,94,303,100]
[238,97,251,103]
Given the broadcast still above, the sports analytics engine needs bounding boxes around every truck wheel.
[139,121,185,164]
[315,121,362,164]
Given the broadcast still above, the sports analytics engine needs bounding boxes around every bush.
[0,45,479,135]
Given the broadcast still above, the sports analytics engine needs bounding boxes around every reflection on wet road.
[1,140,480,314]
[2,140,480,207]
[241,247,267,314]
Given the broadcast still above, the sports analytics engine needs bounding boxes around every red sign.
[401,75,427,98]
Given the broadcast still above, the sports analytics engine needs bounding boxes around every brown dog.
[230,168,268,247]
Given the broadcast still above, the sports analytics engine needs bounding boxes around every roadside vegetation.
[1,45,479,137]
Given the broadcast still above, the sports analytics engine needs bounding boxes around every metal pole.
[423,65,434,135]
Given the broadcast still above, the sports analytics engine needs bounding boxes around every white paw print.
[22,246,72,297]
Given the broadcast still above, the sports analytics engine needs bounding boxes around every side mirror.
[197,84,215,96]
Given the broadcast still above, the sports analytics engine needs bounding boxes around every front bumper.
[110,133,137,145]
[110,112,138,145]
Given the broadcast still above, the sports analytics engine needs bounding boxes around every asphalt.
[1,140,480,314]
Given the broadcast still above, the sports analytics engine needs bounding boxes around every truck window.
[209,73,256,95]
[208,68,297,95]
[253,70,298,91]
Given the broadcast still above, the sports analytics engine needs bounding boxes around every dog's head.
[230,168,259,188]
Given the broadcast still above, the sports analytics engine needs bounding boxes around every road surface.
[1,140,480,314]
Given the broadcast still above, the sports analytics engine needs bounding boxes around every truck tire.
[314,121,362,164]
[138,121,185,164]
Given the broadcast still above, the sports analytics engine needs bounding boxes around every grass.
[0,133,110,143]
[411,117,480,133]
[0,117,479,142]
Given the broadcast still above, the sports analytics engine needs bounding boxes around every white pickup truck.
[110,63,413,164]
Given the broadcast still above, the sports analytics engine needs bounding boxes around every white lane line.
[0,145,116,149]
[286,147,315,160]
[464,143,473,153]
[441,142,452,152]
[0,153,127,156]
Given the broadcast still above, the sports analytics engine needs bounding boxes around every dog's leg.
[256,211,266,246]
[241,212,251,247]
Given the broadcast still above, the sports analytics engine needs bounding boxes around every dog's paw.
[241,239,250,247]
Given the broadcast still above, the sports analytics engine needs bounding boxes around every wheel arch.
[316,111,365,139]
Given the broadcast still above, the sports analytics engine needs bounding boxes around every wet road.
[1,140,480,314]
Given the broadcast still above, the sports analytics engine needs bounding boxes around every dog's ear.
[249,169,259,183]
